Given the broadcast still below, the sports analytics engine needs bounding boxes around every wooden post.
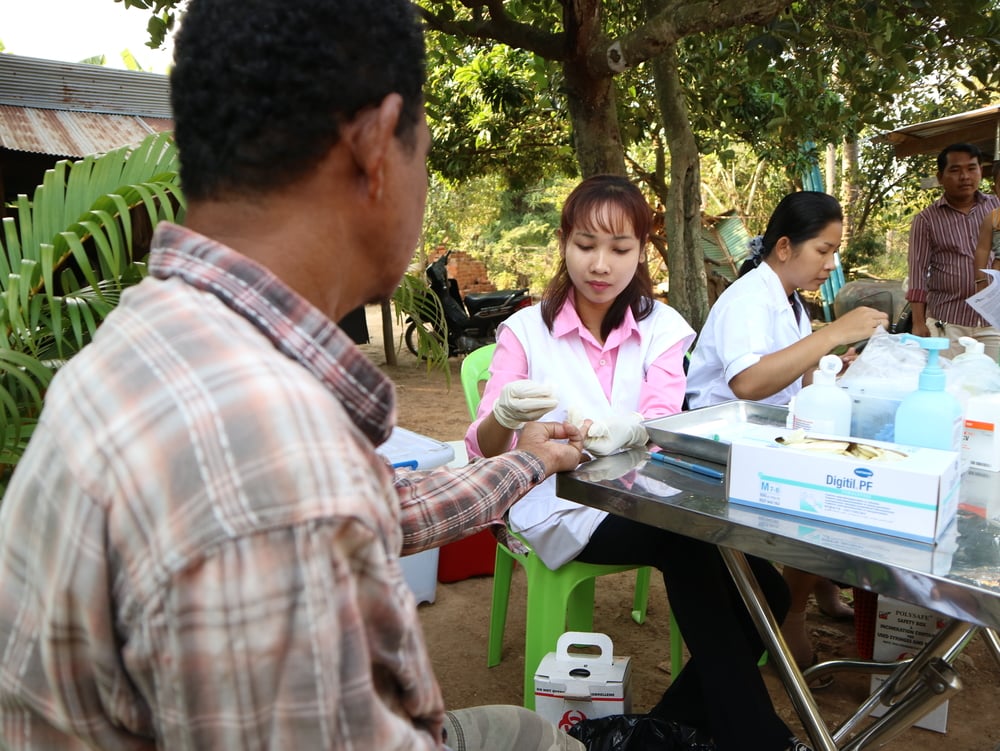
[381,300,396,366]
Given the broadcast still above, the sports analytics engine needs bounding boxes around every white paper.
[966,268,1000,328]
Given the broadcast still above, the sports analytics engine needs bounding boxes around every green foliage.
[114,0,183,49]
[423,175,572,295]
[0,132,184,491]
[842,231,886,273]
[391,272,450,378]
[475,181,569,292]
[677,0,1000,186]
[424,38,576,190]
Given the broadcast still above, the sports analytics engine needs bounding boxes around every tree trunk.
[562,67,627,175]
[825,142,837,196]
[381,300,396,366]
[650,43,709,331]
[841,137,860,248]
[559,0,627,176]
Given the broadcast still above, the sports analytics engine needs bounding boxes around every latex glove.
[583,412,648,456]
[493,380,559,430]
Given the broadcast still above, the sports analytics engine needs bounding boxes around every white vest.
[502,301,692,568]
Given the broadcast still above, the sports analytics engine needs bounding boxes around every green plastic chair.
[460,344,685,707]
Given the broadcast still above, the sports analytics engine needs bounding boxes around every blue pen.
[648,451,724,480]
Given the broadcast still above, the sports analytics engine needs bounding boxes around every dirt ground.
[358,305,1000,750]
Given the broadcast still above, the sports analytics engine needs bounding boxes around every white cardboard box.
[963,415,1000,472]
[534,632,632,732]
[957,466,1000,522]
[868,595,949,733]
[726,429,961,543]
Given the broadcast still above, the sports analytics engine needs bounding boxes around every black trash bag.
[567,714,716,751]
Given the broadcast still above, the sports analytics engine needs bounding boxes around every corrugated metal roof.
[701,211,749,281]
[0,53,173,157]
[0,105,172,157]
[877,104,1000,159]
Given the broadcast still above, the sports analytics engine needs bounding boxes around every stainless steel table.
[557,448,1000,751]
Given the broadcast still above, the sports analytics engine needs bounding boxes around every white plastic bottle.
[893,335,963,452]
[792,354,852,435]
[952,336,996,368]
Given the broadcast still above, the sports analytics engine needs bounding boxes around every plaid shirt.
[0,223,546,750]
[907,191,1000,326]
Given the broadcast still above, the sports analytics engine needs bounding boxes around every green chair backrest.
[460,343,497,420]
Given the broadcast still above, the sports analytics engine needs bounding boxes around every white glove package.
[583,412,648,456]
[493,380,559,430]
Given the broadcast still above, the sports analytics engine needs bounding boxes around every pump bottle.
[893,335,963,451]
[792,354,852,435]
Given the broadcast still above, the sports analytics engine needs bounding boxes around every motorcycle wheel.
[404,320,438,358]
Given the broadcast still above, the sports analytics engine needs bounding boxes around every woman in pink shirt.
[466,175,811,751]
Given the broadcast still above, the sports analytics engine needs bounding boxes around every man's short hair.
[170,0,426,201]
[937,143,983,173]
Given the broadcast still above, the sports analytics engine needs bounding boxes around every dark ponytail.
[738,191,843,278]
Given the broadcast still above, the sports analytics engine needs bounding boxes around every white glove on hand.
[583,412,648,456]
[493,380,559,430]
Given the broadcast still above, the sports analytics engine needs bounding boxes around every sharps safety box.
[533,632,632,732]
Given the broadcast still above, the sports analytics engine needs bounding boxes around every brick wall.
[428,247,496,296]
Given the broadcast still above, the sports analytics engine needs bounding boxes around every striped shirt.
[906,191,1000,326]
[0,222,546,750]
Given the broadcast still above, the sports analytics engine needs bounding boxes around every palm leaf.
[0,131,184,486]
[391,271,450,378]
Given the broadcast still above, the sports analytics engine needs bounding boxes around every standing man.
[0,1,585,750]
[906,142,1000,360]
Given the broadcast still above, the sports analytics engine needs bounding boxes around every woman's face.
[562,206,643,314]
[779,220,843,293]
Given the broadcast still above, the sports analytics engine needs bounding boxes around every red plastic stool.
[438,529,497,582]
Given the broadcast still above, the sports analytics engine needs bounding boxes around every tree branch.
[417,3,566,60]
[602,0,789,73]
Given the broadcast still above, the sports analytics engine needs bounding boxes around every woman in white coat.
[686,191,889,670]
[467,175,812,751]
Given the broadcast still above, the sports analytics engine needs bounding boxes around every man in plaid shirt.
[0,1,586,749]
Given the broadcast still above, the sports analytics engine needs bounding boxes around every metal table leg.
[983,628,1000,669]
[719,546,838,751]
[722,544,978,751]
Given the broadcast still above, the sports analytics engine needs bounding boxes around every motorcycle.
[404,250,532,357]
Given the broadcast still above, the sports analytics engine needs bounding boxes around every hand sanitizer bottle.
[792,354,852,435]
[893,335,963,451]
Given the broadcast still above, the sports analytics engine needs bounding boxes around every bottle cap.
[812,354,842,386]
[958,336,985,357]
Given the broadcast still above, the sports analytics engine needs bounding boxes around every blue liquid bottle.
[893,335,963,451]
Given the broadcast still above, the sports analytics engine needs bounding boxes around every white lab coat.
[686,262,811,409]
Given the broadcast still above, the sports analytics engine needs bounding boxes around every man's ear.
[343,93,403,201]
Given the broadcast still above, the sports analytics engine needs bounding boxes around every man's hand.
[493,380,559,430]
[517,420,586,477]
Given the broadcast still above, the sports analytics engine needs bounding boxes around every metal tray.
[644,401,789,464]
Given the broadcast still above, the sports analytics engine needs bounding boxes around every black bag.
[567,714,716,751]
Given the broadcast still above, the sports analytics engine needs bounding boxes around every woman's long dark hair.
[738,191,843,278]
[541,175,655,340]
